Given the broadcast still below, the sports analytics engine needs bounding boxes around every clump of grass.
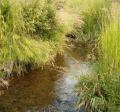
[0,0,66,76]
[76,69,120,112]
[54,0,77,37]
[65,0,111,39]
[100,22,120,73]
[76,73,109,112]
[21,0,65,41]
[100,2,120,73]
[78,0,111,39]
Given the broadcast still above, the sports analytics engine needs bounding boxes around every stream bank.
[0,40,92,112]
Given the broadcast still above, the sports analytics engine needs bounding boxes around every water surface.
[0,41,91,112]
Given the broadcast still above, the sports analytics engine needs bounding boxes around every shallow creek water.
[0,42,91,112]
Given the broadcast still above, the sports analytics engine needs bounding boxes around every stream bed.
[0,41,92,112]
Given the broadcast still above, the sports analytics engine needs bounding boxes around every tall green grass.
[100,2,120,73]
[0,0,67,76]
[80,0,111,39]
[100,22,120,73]
[76,1,120,112]
[66,0,111,39]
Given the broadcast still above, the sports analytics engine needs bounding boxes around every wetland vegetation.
[0,0,120,112]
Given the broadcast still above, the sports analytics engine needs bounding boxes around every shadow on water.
[0,40,92,112]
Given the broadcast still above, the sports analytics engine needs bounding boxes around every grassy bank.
[0,0,120,111]
[75,0,120,112]
[65,0,111,39]
[0,0,69,78]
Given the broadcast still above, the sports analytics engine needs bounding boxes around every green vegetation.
[74,0,120,112]
[66,0,111,39]
[0,0,68,77]
[0,0,120,111]
[78,0,111,39]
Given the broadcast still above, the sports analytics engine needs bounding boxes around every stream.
[0,41,92,112]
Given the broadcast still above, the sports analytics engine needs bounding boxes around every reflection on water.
[0,42,91,112]
[0,69,59,111]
